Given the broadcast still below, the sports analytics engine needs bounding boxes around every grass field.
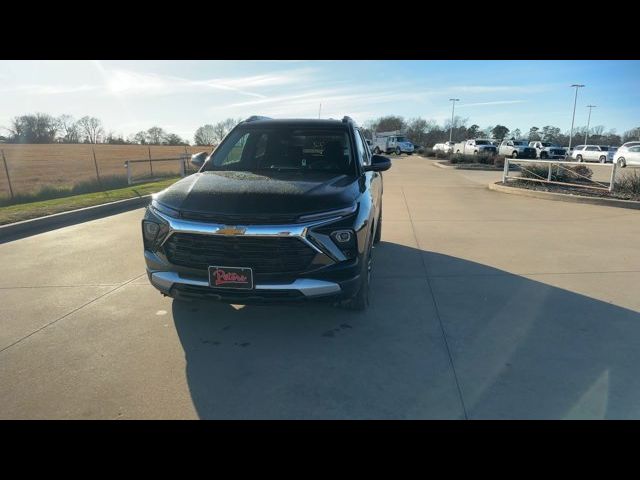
[0,144,210,199]
[0,177,179,225]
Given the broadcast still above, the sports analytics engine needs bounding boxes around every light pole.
[568,84,585,150]
[449,98,459,143]
[584,105,596,145]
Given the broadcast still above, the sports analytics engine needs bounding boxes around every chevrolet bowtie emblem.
[216,226,246,235]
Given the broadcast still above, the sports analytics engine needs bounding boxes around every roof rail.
[243,115,271,123]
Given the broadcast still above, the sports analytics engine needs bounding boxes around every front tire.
[617,158,626,168]
[599,155,606,163]
[343,234,373,311]
[374,147,380,154]
[577,155,583,162]
[511,151,518,159]
[540,152,548,159]
[374,208,382,245]
[395,147,401,155]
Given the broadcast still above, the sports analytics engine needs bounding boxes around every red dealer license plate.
[208,266,254,290]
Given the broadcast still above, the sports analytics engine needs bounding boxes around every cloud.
[458,100,527,108]
[102,67,316,99]
[0,84,100,95]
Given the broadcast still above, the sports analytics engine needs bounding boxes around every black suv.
[142,116,390,310]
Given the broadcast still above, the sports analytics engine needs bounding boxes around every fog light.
[143,221,160,241]
[333,230,352,243]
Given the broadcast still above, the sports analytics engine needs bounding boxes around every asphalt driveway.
[1,155,639,419]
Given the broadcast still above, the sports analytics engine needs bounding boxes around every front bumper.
[148,269,360,303]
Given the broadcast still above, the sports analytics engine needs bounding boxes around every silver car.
[613,143,640,167]
[571,145,615,163]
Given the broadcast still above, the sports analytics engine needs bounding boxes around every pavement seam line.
[0,273,146,355]
[400,186,469,420]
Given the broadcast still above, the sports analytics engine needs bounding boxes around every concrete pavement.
[1,155,639,419]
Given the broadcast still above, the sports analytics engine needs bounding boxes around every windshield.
[513,141,528,146]
[542,143,552,147]
[205,127,354,174]
[475,140,490,145]
[395,136,408,142]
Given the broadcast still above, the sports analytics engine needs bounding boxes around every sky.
[0,60,638,142]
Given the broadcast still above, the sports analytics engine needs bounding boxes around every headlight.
[143,221,160,241]
[142,206,171,250]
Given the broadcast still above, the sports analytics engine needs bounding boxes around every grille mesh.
[164,233,316,274]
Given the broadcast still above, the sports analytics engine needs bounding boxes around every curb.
[433,161,505,171]
[0,195,151,243]
[488,182,640,210]
[433,161,455,169]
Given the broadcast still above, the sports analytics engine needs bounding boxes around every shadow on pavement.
[172,241,640,419]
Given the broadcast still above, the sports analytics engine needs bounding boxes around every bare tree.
[146,126,167,145]
[56,114,81,143]
[212,118,242,143]
[194,124,216,146]
[77,116,104,144]
[6,113,58,143]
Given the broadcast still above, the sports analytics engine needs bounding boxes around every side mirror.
[365,155,391,172]
[191,151,208,168]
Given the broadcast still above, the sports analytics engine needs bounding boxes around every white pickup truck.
[453,139,498,155]
[433,141,455,154]
[372,131,415,155]
[498,140,537,159]
[528,141,567,159]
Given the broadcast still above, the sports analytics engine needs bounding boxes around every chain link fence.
[0,144,212,201]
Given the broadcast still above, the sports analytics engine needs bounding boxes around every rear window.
[205,126,354,174]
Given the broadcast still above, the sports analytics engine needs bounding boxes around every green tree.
[528,126,541,141]
[541,125,561,143]
[467,124,481,139]
[369,115,407,133]
[8,113,58,143]
[491,125,510,141]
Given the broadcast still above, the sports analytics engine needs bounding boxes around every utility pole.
[584,105,596,145]
[449,98,460,143]
[568,84,585,150]
[318,103,322,119]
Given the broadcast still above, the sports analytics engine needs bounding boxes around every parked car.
[142,115,390,311]
[498,140,537,159]
[613,144,640,167]
[433,141,455,154]
[453,139,498,155]
[372,131,415,155]
[571,145,616,163]
[528,141,567,159]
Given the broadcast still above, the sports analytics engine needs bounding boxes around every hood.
[155,170,361,221]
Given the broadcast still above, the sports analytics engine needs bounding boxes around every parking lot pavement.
[1,155,640,419]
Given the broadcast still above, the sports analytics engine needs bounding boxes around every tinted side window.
[353,129,367,166]
[358,130,371,165]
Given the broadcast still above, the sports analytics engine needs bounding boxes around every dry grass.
[0,144,211,198]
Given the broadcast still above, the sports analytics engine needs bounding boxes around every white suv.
[571,145,615,163]
[613,144,640,167]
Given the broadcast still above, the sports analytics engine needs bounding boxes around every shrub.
[518,163,593,183]
[614,170,640,199]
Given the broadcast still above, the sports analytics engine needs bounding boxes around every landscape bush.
[614,170,640,199]
[518,163,593,183]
